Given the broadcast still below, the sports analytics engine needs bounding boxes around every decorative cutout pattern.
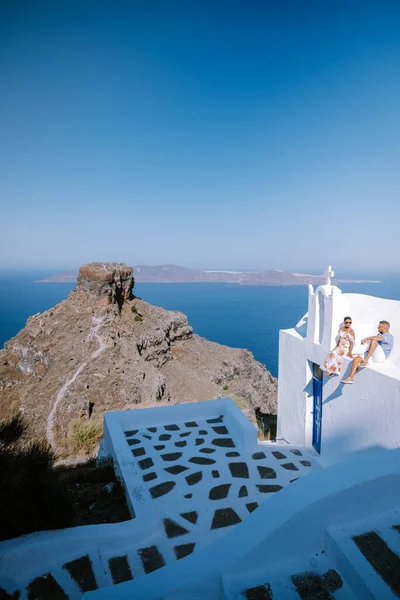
[108,555,133,584]
[138,546,166,574]
[27,574,69,600]
[63,555,98,593]
[243,583,273,600]
[211,508,242,529]
[163,519,190,538]
[174,543,195,560]
[121,414,315,564]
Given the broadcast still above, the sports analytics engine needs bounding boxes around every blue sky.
[1,1,400,272]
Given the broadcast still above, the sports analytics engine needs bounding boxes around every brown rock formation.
[0,263,277,457]
[74,262,134,310]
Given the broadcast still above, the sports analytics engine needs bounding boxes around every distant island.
[36,265,380,286]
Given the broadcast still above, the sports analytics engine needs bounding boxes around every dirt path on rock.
[46,316,106,448]
[46,362,87,446]
[91,315,106,358]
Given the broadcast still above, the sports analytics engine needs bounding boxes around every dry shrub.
[0,414,127,541]
[0,415,75,541]
[56,458,130,527]
[0,412,27,446]
[57,457,114,485]
[68,419,103,454]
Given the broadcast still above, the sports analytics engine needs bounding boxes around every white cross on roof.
[324,266,334,286]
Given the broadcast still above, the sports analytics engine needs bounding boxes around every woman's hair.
[343,316,352,322]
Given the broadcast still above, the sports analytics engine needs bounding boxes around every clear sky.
[1,1,400,272]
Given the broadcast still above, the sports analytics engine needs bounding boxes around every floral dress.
[323,329,355,376]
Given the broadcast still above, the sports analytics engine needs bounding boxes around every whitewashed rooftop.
[103,398,315,566]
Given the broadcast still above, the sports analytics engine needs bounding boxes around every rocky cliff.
[0,263,277,457]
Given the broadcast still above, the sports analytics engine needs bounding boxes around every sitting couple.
[323,317,393,384]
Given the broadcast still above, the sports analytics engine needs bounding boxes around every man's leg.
[361,340,378,365]
[342,356,363,382]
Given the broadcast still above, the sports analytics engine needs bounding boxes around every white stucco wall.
[320,367,400,462]
[276,329,307,446]
[278,286,400,464]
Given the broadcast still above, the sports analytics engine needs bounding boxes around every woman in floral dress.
[323,317,355,377]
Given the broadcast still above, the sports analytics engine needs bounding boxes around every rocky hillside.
[0,263,277,457]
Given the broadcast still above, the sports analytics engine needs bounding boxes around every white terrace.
[0,399,316,600]
[101,399,314,560]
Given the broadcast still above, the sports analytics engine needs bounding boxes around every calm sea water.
[1,270,400,377]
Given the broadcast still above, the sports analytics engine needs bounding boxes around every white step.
[327,509,400,599]
[5,545,110,600]
[222,554,357,599]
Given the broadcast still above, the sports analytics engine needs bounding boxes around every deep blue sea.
[1,270,400,377]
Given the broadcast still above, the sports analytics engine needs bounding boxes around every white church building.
[278,267,400,465]
[1,268,400,599]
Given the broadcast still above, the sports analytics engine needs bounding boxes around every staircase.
[222,510,400,599]
[0,434,316,600]
[223,555,357,599]
[2,400,400,600]
[159,512,400,600]
[80,449,400,600]
[0,525,180,599]
[3,459,398,599]
[327,512,400,599]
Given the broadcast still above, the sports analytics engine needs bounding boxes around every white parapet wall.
[276,328,308,447]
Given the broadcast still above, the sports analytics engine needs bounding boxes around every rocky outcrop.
[74,262,134,310]
[0,263,277,457]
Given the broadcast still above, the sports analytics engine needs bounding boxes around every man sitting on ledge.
[342,321,393,384]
